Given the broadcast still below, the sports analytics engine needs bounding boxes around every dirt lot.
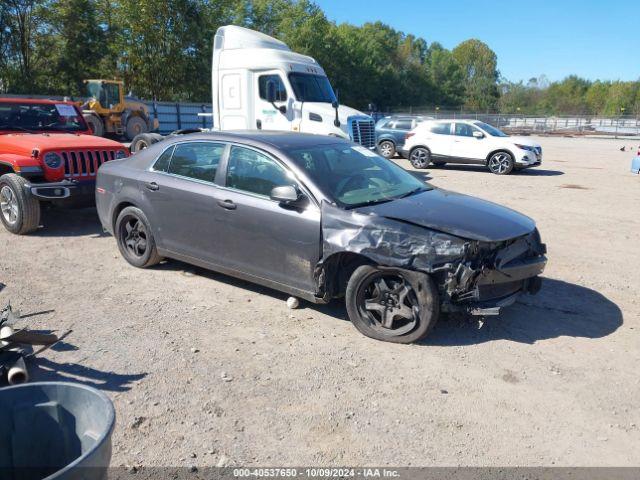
[1,136,639,467]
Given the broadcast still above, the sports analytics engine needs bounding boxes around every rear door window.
[430,122,452,135]
[166,142,225,183]
[152,146,175,172]
[394,120,413,130]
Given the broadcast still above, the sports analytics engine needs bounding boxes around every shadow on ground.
[427,164,565,176]
[33,207,107,238]
[28,355,146,392]
[422,278,622,346]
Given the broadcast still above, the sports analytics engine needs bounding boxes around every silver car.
[96,132,547,344]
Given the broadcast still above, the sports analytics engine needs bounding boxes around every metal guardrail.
[376,110,640,137]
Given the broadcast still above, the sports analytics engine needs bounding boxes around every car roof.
[0,97,77,105]
[165,130,351,150]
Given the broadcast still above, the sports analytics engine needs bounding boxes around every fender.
[0,154,41,174]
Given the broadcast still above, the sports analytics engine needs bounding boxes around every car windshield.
[0,102,87,132]
[288,73,337,103]
[473,121,508,137]
[286,143,431,208]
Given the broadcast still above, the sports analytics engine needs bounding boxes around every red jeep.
[0,98,128,234]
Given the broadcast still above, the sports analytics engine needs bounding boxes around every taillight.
[405,132,415,140]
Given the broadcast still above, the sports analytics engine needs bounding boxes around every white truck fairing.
[211,25,375,148]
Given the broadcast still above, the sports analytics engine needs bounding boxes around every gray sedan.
[96,132,547,343]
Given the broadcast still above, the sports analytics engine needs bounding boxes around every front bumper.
[24,179,96,202]
[515,149,542,168]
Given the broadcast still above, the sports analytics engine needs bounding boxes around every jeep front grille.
[62,150,116,178]
[349,117,376,149]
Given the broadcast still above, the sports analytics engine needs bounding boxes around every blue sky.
[314,0,640,83]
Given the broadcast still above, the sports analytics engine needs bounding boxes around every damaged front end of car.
[316,202,547,316]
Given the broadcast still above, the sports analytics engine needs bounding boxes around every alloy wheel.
[0,186,19,226]
[358,273,420,337]
[410,149,429,168]
[489,153,512,174]
[379,141,394,158]
[121,216,148,258]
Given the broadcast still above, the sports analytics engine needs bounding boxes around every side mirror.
[270,185,304,205]
[472,131,484,139]
[266,80,277,103]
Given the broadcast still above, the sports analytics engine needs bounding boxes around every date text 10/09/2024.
[232,469,400,478]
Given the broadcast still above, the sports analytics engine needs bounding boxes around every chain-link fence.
[374,109,640,137]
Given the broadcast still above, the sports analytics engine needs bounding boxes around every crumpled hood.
[0,133,124,156]
[357,188,536,242]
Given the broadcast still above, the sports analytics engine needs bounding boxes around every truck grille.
[62,150,116,178]
[349,117,376,149]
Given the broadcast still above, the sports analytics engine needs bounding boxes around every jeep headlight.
[43,152,62,169]
[115,150,127,159]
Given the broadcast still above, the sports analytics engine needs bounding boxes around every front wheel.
[126,116,148,141]
[487,152,514,175]
[115,206,162,268]
[345,265,439,344]
[0,174,40,235]
[377,140,396,159]
[409,147,430,169]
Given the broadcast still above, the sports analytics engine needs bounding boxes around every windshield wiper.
[345,197,396,209]
[396,186,428,199]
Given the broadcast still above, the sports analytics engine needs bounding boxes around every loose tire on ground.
[130,133,163,153]
[345,265,439,344]
[125,116,148,141]
[409,147,431,169]
[0,174,40,235]
[487,151,514,175]
[377,140,396,159]
[115,206,162,268]
[83,114,104,137]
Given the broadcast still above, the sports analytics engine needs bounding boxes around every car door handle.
[145,182,159,191]
[217,199,236,210]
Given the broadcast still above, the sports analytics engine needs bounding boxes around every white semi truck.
[131,26,375,152]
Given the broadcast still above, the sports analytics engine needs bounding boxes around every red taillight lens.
[405,132,415,140]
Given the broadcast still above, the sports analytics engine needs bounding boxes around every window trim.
[257,73,288,102]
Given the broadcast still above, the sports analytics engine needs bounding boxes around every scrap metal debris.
[0,302,71,385]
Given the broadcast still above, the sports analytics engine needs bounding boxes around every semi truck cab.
[212,26,375,149]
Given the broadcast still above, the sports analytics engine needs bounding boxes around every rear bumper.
[24,179,96,205]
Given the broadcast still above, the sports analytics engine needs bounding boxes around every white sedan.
[401,119,542,175]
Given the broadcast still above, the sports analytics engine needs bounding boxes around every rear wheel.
[487,151,514,175]
[409,147,430,169]
[377,140,396,159]
[0,174,40,235]
[115,206,162,268]
[345,265,439,344]
[126,116,148,141]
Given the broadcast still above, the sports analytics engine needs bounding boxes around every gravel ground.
[1,136,639,467]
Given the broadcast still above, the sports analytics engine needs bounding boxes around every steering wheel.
[335,174,369,197]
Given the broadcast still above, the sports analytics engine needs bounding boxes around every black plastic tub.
[0,382,115,480]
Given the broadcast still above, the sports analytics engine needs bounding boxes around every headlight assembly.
[514,144,535,152]
[43,152,62,169]
[115,150,128,159]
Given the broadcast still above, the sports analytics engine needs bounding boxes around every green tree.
[452,39,499,111]
[425,42,464,108]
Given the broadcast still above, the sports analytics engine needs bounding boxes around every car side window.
[258,74,287,102]
[226,146,293,197]
[454,123,475,137]
[394,120,412,130]
[167,142,225,183]
[430,123,452,135]
[152,146,175,172]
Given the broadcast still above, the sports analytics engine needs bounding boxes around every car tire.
[130,133,162,153]
[487,151,514,175]
[125,116,148,141]
[377,140,396,159]
[0,174,40,235]
[83,114,104,137]
[345,265,439,344]
[115,206,162,268]
[409,147,431,169]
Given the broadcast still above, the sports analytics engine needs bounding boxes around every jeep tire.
[0,173,41,235]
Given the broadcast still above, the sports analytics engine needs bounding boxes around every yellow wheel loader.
[80,80,159,141]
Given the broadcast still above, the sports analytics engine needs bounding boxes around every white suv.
[401,119,542,175]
